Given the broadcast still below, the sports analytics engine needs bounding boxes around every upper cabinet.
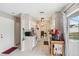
[21,14,36,31]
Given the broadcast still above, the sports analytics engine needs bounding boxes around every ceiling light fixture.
[41,17,44,20]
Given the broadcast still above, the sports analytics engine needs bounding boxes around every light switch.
[1,34,3,38]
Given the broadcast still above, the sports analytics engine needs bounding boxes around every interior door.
[0,17,5,53]
[0,16,14,53]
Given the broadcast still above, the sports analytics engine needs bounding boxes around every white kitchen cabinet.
[21,14,36,51]
[22,36,37,51]
[21,14,36,31]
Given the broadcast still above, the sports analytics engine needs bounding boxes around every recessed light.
[41,17,44,19]
[40,12,44,13]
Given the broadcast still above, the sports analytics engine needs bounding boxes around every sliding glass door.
[69,16,79,40]
[68,11,79,56]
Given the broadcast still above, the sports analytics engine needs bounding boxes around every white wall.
[51,12,63,33]
[69,39,79,56]
[51,14,55,29]
[62,13,69,56]
[0,16,14,53]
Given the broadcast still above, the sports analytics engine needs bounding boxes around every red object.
[55,29,60,35]
[2,47,17,54]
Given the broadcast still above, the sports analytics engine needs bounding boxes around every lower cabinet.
[22,36,37,51]
[50,41,64,56]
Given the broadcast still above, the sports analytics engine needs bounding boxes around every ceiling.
[0,3,68,20]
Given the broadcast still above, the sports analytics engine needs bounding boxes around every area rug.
[44,41,48,45]
[2,47,17,54]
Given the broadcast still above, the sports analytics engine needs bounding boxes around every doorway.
[14,17,21,49]
[36,19,51,45]
[0,16,14,53]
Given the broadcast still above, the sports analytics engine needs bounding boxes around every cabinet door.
[54,44,63,55]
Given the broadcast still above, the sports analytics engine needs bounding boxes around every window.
[69,16,79,40]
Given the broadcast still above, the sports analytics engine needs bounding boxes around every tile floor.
[1,37,50,56]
